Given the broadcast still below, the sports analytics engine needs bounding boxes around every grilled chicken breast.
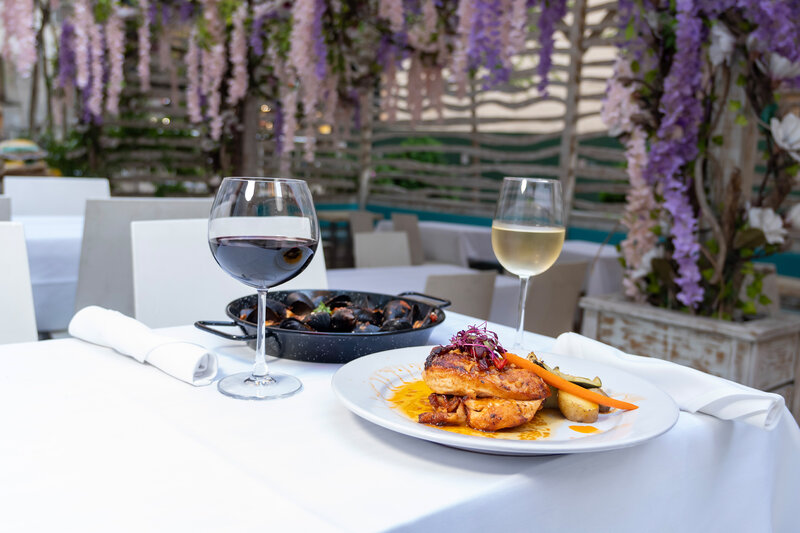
[419,346,549,431]
[422,347,549,400]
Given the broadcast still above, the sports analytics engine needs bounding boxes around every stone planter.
[579,293,800,422]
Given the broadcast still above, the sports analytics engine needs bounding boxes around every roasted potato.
[557,390,599,423]
[592,388,612,413]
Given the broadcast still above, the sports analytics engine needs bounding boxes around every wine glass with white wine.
[492,177,565,351]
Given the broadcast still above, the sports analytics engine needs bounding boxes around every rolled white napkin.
[68,306,218,386]
[551,332,785,430]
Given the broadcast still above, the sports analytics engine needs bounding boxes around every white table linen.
[376,220,623,296]
[14,215,84,331]
[1,314,799,532]
[553,332,785,429]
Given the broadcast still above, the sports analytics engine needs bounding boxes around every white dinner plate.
[332,346,679,455]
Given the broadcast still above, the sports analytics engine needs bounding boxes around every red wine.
[210,236,318,288]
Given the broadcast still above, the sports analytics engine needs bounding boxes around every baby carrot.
[503,352,639,411]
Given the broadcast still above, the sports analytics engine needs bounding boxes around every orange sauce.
[388,379,553,440]
[568,425,599,434]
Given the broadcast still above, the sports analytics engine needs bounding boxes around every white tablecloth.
[328,264,519,326]
[376,220,623,296]
[0,315,798,532]
[14,215,84,331]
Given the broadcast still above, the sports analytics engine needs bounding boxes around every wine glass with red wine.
[208,177,319,400]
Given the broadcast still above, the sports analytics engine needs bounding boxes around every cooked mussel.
[304,311,332,332]
[353,307,382,325]
[330,307,357,332]
[354,322,381,333]
[326,294,353,310]
[279,317,314,331]
[383,300,412,321]
[241,299,288,324]
[379,318,413,331]
[286,292,315,315]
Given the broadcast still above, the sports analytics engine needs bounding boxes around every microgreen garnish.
[448,323,507,370]
[313,302,332,315]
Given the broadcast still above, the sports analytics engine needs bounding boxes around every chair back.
[353,231,412,268]
[131,218,328,328]
[391,213,425,265]
[424,271,497,320]
[0,222,38,343]
[524,260,588,337]
[75,197,214,317]
[349,211,378,235]
[3,176,110,216]
[0,195,9,221]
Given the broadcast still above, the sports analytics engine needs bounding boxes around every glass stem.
[515,276,530,349]
[254,288,270,378]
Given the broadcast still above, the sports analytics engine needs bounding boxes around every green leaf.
[625,20,635,41]
[631,60,640,74]
[712,135,724,146]
[759,294,772,306]
[733,228,767,249]
[741,301,757,316]
[736,74,747,87]
[787,164,799,177]
[728,100,742,112]
[735,114,749,126]
[644,70,658,86]
[707,238,719,254]
[701,267,715,281]
[741,248,754,258]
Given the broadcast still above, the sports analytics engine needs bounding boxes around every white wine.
[491,222,565,277]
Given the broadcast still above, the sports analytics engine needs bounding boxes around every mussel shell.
[279,317,314,331]
[326,294,353,310]
[383,300,412,321]
[304,311,332,332]
[379,318,413,332]
[353,307,382,325]
[330,307,357,332]
[354,322,381,333]
[286,291,315,315]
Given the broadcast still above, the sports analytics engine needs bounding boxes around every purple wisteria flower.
[313,0,328,80]
[467,0,510,88]
[642,0,706,308]
[250,16,265,57]
[536,0,567,95]
[58,20,76,88]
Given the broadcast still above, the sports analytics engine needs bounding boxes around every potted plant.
[580,0,800,417]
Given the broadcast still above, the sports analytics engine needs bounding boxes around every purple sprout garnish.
[447,323,508,370]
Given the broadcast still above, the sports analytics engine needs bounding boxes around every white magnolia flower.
[748,207,788,245]
[770,113,800,163]
[709,23,735,68]
[786,203,800,229]
[767,53,800,80]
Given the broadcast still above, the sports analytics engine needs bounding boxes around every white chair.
[75,197,214,317]
[524,260,588,337]
[0,196,9,220]
[349,211,378,235]
[424,271,497,320]
[3,176,110,216]
[0,222,38,343]
[131,218,328,328]
[353,231,412,268]
[391,213,426,265]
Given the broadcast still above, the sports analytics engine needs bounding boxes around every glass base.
[217,371,302,400]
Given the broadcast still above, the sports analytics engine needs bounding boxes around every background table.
[14,215,84,332]
[376,220,623,296]
[1,315,798,532]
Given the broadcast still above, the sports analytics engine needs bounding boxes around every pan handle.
[194,320,256,341]
[398,291,451,309]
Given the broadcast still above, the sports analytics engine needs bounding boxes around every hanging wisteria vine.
[1,0,570,158]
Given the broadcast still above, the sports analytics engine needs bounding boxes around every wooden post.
[240,94,260,176]
[559,0,588,225]
[357,91,374,210]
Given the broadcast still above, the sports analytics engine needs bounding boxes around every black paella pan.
[195,289,450,364]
